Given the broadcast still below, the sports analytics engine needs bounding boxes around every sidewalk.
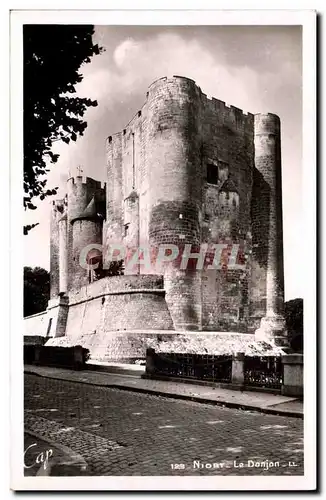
[24,363,303,418]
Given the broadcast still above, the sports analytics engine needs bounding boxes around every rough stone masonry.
[25,76,288,354]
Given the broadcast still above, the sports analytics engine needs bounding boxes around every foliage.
[106,259,125,277]
[23,223,39,236]
[284,298,303,352]
[24,266,50,317]
[24,24,102,224]
[94,259,125,280]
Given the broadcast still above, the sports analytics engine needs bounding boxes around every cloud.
[75,33,262,113]
[113,37,141,67]
[77,31,300,118]
[108,34,261,112]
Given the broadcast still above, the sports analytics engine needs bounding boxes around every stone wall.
[200,93,254,332]
[46,296,69,338]
[63,275,173,357]
[24,310,48,337]
[104,105,146,268]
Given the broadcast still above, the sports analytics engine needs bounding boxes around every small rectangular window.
[124,223,130,237]
[207,164,218,185]
[88,262,94,283]
[46,318,52,336]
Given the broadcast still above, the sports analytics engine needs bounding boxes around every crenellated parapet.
[67,175,106,224]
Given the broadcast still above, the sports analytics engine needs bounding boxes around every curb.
[87,362,145,377]
[141,372,283,394]
[24,368,303,419]
[24,429,88,476]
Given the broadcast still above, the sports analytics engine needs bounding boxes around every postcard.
[10,7,316,492]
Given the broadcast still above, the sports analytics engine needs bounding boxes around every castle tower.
[67,176,106,290]
[58,211,68,294]
[104,133,124,262]
[50,199,65,298]
[48,198,69,338]
[253,113,287,345]
[146,77,203,330]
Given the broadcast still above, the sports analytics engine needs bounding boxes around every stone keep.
[47,76,287,345]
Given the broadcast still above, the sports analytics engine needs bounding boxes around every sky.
[24,25,302,301]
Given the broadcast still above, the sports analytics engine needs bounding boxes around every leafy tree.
[105,259,125,277]
[24,267,50,317]
[24,25,102,233]
[284,298,303,352]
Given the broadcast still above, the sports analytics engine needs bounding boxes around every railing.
[146,349,285,392]
[153,352,232,383]
[244,356,283,389]
[24,345,90,370]
[24,335,47,346]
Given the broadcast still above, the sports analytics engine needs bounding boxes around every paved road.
[24,374,304,476]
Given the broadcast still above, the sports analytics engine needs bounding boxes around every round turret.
[254,113,281,158]
[66,176,106,290]
[146,76,202,246]
[58,212,68,294]
[50,199,66,298]
[254,112,285,337]
[146,76,203,330]
[67,176,104,223]
[255,113,280,135]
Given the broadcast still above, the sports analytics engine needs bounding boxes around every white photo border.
[9,7,316,492]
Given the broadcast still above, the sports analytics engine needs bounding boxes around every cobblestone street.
[24,374,304,476]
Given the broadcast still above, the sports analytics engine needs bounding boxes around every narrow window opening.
[88,258,96,283]
[132,132,135,189]
[46,318,52,336]
[207,164,218,185]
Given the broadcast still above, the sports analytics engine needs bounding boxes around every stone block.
[281,354,303,397]
[231,352,245,385]
[145,348,156,375]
